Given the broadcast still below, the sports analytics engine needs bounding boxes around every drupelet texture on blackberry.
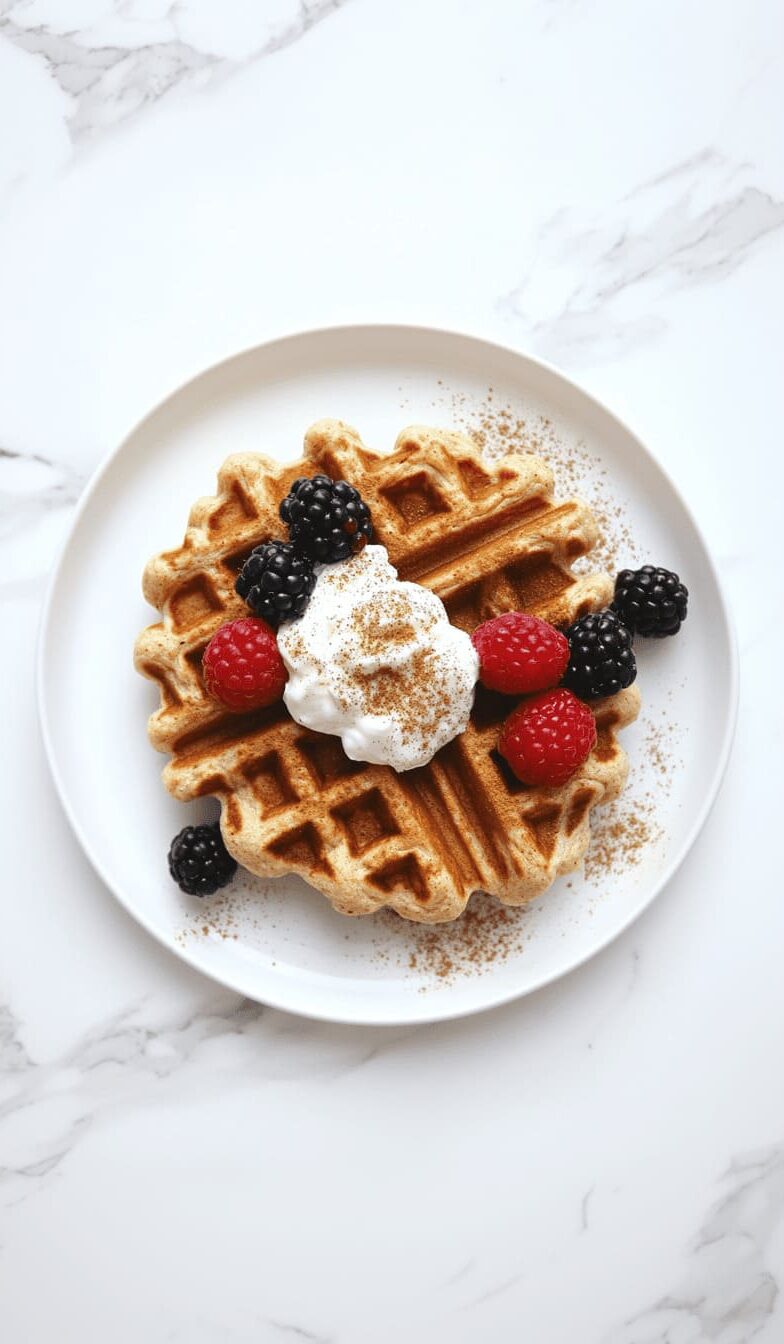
[279,475,373,562]
[235,540,316,626]
[168,822,237,897]
[563,610,637,701]
[612,565,688,638]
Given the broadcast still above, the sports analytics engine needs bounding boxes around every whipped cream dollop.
[278,546,479,771]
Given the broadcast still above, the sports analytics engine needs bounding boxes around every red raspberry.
[498,688,597,787]
[203,617,287,711]
[472,612,569,695]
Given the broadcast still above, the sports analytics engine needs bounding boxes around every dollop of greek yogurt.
[277,545,479,771]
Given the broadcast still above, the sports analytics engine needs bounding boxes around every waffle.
[135,419,640,923]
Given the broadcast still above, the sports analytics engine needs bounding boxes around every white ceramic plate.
[38,325,737,1025]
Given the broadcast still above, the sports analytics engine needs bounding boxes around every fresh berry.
[203,617,287,710]
[235,540,315,626]
[612,565,688,638]
[168,822,237,897]
[279,475,373,562]
[471,612,569,695]
[563,610,637,701]
[498,688,597,787]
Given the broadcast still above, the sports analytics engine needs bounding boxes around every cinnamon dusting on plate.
[378,894,531,985]
[436,384,643,573]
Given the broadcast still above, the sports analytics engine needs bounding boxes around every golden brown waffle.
[135,420,640,923]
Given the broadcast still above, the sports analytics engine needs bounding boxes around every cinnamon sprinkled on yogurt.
[278,546,479,769]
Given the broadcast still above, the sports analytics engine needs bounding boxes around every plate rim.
[36,322,740,1026]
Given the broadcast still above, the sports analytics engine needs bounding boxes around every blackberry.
[612,565,688,638]
[168,823,236,897]
[563,610,637,701]
[235,540,316,626]
[279,474,372,563]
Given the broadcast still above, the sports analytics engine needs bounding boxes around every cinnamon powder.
[379,893,531,984]
[334,594,449,748]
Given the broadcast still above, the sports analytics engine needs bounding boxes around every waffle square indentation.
[243,752,298,812]
[138,661,181,709]
[565,787,595,835]
[523,804,562,859]
[297,735,363,787]
[269,822,331,876]
[455,457,494,498]
[208,482,258,536]
[368,854,429,902]
[507,553,572,611]
[442,580,484,633]
[168,576,223,632]
[331,788,400,856]
[381,472,450,526]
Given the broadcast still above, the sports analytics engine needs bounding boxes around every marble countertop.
[1,2,781,1340]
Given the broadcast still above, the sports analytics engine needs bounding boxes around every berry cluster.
[472,564,688,788]
[235,475,373,631]
[169,465,375,895]
[202,473,375,715]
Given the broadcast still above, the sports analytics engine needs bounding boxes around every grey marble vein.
[266,1320,334,1343]
[0,993,418,1211]
[443,1258,475,1288]
[0,445,86,601]
[500,151,784,365]
[466,1266,527,1310]
[0,0,354,142]
[0,1004,32,1074]
[602,1148,784,1342]
[0,445,85,554]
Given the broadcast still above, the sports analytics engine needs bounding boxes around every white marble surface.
[1,1,782,1339]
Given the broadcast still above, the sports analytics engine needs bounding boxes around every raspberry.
[203,617,287,710]
[168,822,236,897]
[498,688,597,787]
[472,612,569,695]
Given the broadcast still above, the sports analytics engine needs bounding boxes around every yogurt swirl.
[278,546,479,771]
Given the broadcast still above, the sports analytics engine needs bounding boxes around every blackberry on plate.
[563,610,637,701]
[168,822,236,897]
[279,474,373,563]
[236,540,316,626]
[612,565,688,638]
